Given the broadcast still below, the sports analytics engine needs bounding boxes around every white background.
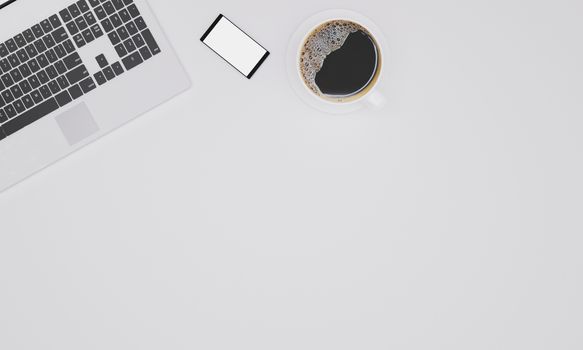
[1,0,583,349]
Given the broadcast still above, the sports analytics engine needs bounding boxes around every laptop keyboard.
[0,0,161,141]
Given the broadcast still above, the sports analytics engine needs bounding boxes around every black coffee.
[300,20,380,101]
[315,31,377,97]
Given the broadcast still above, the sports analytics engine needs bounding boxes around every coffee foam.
[300,20,369,96]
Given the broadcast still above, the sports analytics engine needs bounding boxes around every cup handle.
[365,90,387,110]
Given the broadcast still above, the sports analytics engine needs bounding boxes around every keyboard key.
[34,39,47,53]
[39,85,51,98]
[32,25,44,39]
[73,34,86,47]
[94,71,106,85]
[0,109,7,123]
[128,4,140,18]
[37,71,49,84]
[55,91,72,107]
[68,4,81,18]
[57,76,69,89]
[76,16,88,30]
[141,30,160,55]
[19,64,32,78]
[48,80,60,94]
[11,86,23,100]
[103,1,115,15]
[108,31,120,45]
[82,29,95,43]
[126,22,138,35]
[54,44,67,58]
[1,73,13,87]
[14,34,27,48]
[94,6,106,20]
[79,77,96,93]
[103,66,115,80]
[46,49,58,63]
[0,44,8,57]
[19,79,32,93]
[22,94,34,108]
[0,93,4,106]
[28,75,40,89]
[67,21,79,35]
[123,0,133,5]
[117,27,129,40]
[121,51,142,70]
[2,98,59,137]
[37,54,49,68]
[0,59,10,72]
[52,27,69,43]
[43,34,56,48]
[102,19,114,32]
[40,20,53,34]
[112,0,124,10]
[66,64,89,84]
[77,0,90,13]
[39,71,52,85]
[89,0,100,7]
[84,12,96,25]
[16,49,28,64]
[134,17,147,31]
[13,99,26,113]
[59,9,73,23]
[114,43,127,57]
[50,15,62,28]
[120,9,131,23]
[111,14,122,28]
[111,61,124,75]
[95,54,108,68]
[4,104,16,118]
[55,60,67,74]
[68,84,83,99]
[63,40,75,53]
[123,38,136,52]
[63,52,82,69]
[91,24,104,38]
[28,58,40,73]
[6,39,18,52]
[25,44,37,58]
[46,66,58,80]
[23,29,36,43]
[10,68,23,83]
[1,90,13,103]
[8,54,19,67]
[31,89,43,103]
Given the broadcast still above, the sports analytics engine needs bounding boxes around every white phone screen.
[201,15,269,79]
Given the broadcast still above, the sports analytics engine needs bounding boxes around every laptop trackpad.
[55,103,99,146]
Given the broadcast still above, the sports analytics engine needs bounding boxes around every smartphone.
[201,14,270,79]
[0,0,17,10]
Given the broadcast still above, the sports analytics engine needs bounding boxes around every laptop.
[0,0,191,192]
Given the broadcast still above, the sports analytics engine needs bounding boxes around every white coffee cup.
[287,10,388,114]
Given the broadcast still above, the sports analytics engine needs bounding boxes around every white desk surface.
[1,0,583,349]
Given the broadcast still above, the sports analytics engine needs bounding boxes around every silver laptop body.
[0,0,191,192]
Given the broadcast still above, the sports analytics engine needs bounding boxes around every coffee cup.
[287,10,388,114]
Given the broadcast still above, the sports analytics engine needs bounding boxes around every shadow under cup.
[299,20,382,103]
